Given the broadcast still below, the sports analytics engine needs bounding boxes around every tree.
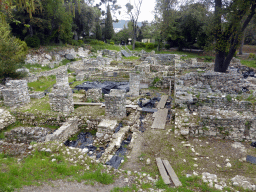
[214,0,256,72]
[96,22,102,40]
[125,0,143,50]
[105,4,114,40]
[0,19,28,79]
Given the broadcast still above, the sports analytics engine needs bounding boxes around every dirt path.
[16,178,127,192]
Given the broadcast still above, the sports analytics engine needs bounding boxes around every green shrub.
[90,40,105,45]
[135,42,146,48]
[146,43,155,49]
[164,44,170,49]
[226,94,232,102]
[25,35,40,48]
[248,53,256,59]
[0,22,28,79]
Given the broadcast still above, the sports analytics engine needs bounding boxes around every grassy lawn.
[90,44,121,52]
[240,59,256,68]
[0,143,115,192]
[28,75,56,92]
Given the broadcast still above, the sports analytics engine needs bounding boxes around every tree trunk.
[29,21,33,37]
[239,30,246,55]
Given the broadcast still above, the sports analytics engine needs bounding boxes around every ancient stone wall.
[2,80,30,107]
[86,88,102,102]
[45,117,79,142]
[105,89,126,119]
[0,109,16,130]
[5,127,52,143]
[29,92,45,99]
[129,73,140,96]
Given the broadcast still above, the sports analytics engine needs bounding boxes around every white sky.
[94,0,156,22]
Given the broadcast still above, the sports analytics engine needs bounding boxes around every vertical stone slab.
[2,80,30,107]
[105,89,126,119]
[129,73,140,97]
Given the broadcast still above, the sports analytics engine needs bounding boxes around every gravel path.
[16,178,126,192]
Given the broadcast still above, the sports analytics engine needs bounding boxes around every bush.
[25,35,40,48]
[0,22,28,79]
[248,53,256,59]
[146,43,155,49]
[89,40,105,45]
[164,44,170,50]
[135,42,146,48]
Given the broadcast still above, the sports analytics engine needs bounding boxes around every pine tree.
[96,22,102,40]
[105,4,114,40]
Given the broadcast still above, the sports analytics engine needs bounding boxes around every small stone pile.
[2,80,30,107]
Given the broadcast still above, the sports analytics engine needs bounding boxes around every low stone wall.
[5,127,52,144]
[45,117,79,142]
[2,80,30,107]
[198,97,254,112]
[29,92,45,99]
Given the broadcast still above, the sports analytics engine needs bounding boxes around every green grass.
[0,149,114,191]
[69,80,85,88]
[28,75,56,92]
[111,184,138,192]
[21,96,51,113]
[24,59,72,73]
[90,43,121,52]
[240,59,256,68]
[122,56,140,60]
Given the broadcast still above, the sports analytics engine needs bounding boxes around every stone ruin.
[86,88,102,102]
[2,80,30,107]
[129,73,140,97]
[105,89,126,119]
[49,67,74,114]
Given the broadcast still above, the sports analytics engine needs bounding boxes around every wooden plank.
[162,160,182,187]
[151,109,168,129]
[157,95,168,109]
[156,158,171,185]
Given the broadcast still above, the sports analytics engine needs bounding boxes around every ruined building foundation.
[2,80,30,107]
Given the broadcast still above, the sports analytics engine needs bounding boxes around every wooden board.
[151,109,168,129]
[157,95,168,109]
[156,158,171,185]
[162,160,182,187]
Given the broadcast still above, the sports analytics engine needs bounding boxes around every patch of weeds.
[111,184,138,192]
[28,75,56,92]
[21,96,51,113]
[226,94,232,102]
[152,77,161,85]
[141,182,152,190]
[122,56,139,60]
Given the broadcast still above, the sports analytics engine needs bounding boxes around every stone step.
[157,95,168,109]
[156,158,171,184]
[162,160,182,187]
[151,109,168,129]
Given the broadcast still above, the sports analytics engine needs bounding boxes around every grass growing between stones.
[20,96,51,114]
[122,56,140,60]
[74,106,105,118]
[0,145,114,192]
[28,75,56,92]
